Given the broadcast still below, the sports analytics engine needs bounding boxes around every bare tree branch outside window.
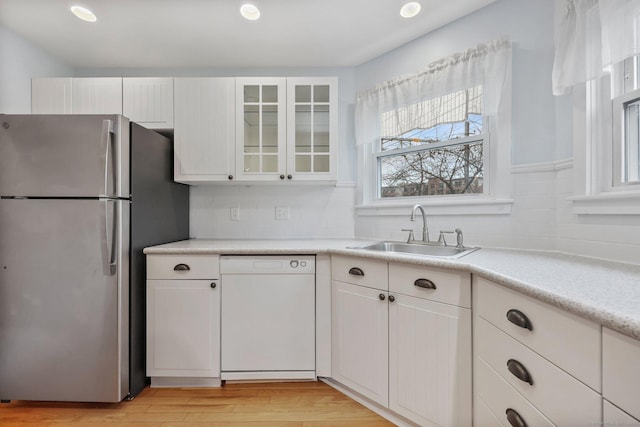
[377,88,485,198]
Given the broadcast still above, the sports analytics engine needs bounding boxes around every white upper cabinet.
[122,78,173,129]
[33,77,172,129]
[33,75,338,184]
[31,78,72,114]
[71,78,123,114]
[287,77,337,181]
[173,78,236,183]
[32,77,122,115]
[235,77,338,183]
[235,77,287,182]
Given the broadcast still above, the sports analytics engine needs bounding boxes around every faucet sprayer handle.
[454,228,464,249]
[401,229,415,243]
[438,230,455,246]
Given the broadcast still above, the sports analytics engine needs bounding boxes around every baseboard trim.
[149,377,222,388]
[320,377,418,427]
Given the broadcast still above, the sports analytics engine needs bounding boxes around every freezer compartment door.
[0,114,129,198]
[0,198,130,402]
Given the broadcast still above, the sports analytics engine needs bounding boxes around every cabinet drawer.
[389,263,470,308]
[475,357,554,427]
[475,277,601,391]
[604,399,640,425]
[331,255,388,291]
[603,327,640,420]
[147,254,220,279]
[476,317,601,426]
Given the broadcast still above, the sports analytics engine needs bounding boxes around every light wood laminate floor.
[0,381,395,426]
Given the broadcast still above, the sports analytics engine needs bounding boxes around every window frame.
[612,87,640,187]
[374,132,488,201]
[570,56,640,215]
[357,113,513,217]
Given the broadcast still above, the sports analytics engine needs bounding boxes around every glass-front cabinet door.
[235,77,286,181]
[287,77,338,181]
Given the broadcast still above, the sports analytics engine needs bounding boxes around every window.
[553,0,640,212]
[376,87,485,198]
[355,39,512,214]
[612,56,640,186]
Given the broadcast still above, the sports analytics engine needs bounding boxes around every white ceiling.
[0,0,496,69]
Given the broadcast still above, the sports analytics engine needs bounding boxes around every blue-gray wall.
[354,0,572,165]
[0,24,73,113]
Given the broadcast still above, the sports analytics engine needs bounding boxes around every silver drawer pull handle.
[507,359,533,385]
[506,408,528,427]
[173,263,190,271]
[506,309,533,331]
[414,278,436,289]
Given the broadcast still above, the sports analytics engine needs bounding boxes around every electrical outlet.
[275,206,290,220]
[230,207,240,221]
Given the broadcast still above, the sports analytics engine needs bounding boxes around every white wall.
[0,25,73,113]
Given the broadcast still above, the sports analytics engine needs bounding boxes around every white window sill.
[356,198,513,216]
[569,192,640,215]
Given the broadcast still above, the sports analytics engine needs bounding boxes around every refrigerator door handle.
[101,199,117,276]
[102,120,114,197]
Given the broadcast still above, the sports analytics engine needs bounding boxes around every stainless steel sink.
[350,241,479,258]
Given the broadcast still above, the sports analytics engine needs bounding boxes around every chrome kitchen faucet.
[410,204,429,242]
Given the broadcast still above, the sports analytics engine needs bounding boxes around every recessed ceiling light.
[400,2,421,18]
[70,5,97,22]
[240,4,261,21]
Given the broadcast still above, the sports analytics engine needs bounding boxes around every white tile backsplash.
[190,184,356,239]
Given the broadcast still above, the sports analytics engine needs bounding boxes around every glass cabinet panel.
[238,80,284,176]
[244,85,259,102]
[291,84,332,174]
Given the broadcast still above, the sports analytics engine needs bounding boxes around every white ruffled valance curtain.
[355,38,512,147]
[552,0,640,96]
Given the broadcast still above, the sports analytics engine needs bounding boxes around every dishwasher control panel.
[220,255,315,275]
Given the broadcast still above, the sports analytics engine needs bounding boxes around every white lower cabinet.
[602,327,640,421]
[603,399,640,425]
[475,357,554,427]
[475,317,600,425]
[147,279,220,377]
[331,280,389,405]
[389,294,471,427]
[331,256,471,427]
[146,254,220,384]
[473,277,602,426]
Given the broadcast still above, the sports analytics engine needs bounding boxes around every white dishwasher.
[220,255,316,381]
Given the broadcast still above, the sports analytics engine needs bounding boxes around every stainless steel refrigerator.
[0,114,189,402]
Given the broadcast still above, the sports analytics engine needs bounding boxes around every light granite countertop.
[144,239,640,340]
